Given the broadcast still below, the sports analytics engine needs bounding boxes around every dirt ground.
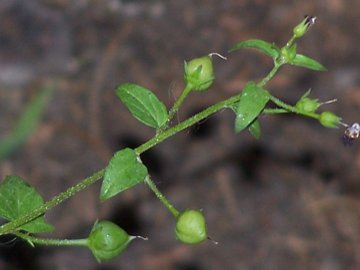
[0,0,360,269]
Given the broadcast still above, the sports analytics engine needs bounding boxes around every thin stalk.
[144,176,179,217]
[269,95,320,119]
[286,35,297,48]
[166,84,193,126]
[15,232,88,247]
[263,108,289,114]
[258,63,282,88]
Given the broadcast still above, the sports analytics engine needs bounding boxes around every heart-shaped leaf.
[100,148,148,201]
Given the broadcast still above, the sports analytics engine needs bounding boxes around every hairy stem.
[0,169,105,235]
[268,95,319,119]
[15,232,88,247]
[162,83,193,130]
[258,63,282,88]
[144,176,179,217]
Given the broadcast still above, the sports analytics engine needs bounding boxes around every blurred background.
[0,0,359,269]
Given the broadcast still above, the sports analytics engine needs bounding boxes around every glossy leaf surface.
[235,82,269,133]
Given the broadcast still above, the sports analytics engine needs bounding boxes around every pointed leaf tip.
[229,39,280,59]
[290,54,326,71]
[234,82,269,133]
[100,148,148,201]
[116,83,169,129]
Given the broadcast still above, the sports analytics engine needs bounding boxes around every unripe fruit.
[87,220,132,262]
[184,56,214,91]
[175,209,207,244]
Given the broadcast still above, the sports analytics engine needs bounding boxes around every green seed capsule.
[184,56,214,91]
[87,220,132,262]
[175,209,207,245]
[295,97,320,113]
[319,111,341,128]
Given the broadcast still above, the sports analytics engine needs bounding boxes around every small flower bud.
[295,97,320,113]
[319,111,341,128]
[293,15,316,38]
[175,209,207,245]
[87,220,132,262]
[184,55,214,91]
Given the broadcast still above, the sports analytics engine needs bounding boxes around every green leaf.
[116,83,168,128]
[248,119,261,139]
[235,82,269,133]
[290,54,326,71]
[0,175,54,233]
[0,85,53,161]
[100,148,148,201]
[229,39,280,59]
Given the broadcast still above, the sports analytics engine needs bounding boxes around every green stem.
[166,84,193,127]
[15,232,88,247]
[286,35,297,48]
[263,108,289,114]
[0,169,105,235]
[0,94,236,235]
[144,176,179,217]
[258,63,282,88]
[0,64,281,236]
[268,95,319,119]
[135,93,242,154]
[0,93,238,235]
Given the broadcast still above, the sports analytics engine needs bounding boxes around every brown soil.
[1,1,360,269]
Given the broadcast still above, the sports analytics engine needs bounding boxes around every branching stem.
[0,61,300,236]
